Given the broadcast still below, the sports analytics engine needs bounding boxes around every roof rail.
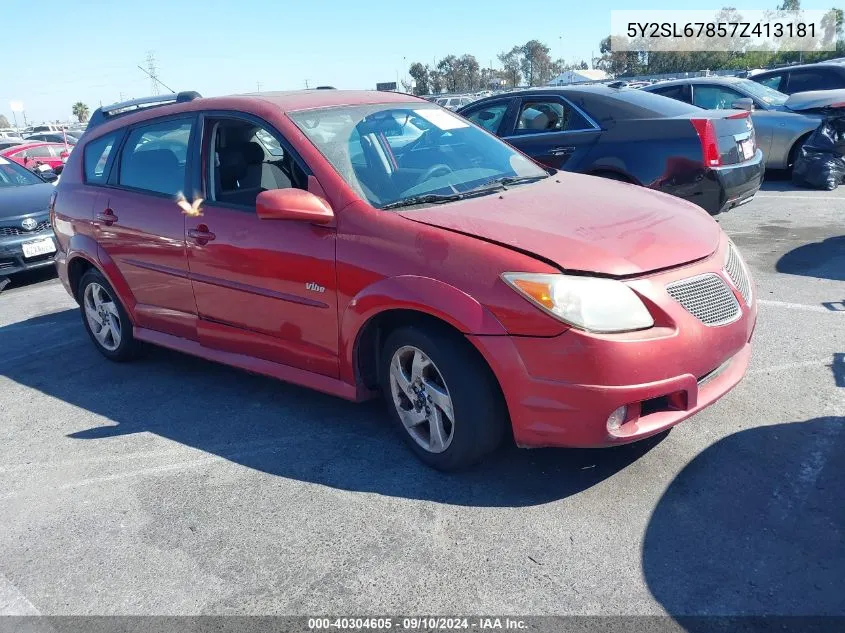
[87,91,202,130]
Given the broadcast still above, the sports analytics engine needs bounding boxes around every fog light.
[606,406,628,432]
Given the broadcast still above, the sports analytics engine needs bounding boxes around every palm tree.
[72,102,90,123]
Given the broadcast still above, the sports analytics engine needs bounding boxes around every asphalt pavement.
[0,179,843,619]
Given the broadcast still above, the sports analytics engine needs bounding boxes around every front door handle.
[549,146,575,156]
[188,225,216,244]
[95,208,117,226]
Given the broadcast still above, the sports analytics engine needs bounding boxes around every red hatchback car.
[2,141,71,174]
[52,90,757,470]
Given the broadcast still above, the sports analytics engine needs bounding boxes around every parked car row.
[458,84,763,215]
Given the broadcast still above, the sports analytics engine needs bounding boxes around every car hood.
[0,182,54,220]
[785,89,845,112]
[398,174,721,277]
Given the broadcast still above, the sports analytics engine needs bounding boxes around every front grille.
[724,242,752,305]
[666,274,741,326]
[0,220,51,236]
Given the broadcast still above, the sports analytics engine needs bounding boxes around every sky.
[1,0,838,124]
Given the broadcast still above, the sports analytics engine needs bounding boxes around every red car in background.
[52,90,757,470]
[1,141,71,174]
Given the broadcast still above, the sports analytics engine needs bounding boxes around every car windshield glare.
[737,79,788,106]
[290,103,547,209]
[0,156,42,187]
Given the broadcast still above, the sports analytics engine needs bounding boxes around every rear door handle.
[549,146,575,156]
[95,208,117,225]
[188,225,216,244]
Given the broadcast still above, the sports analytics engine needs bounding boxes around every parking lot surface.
[0,180,843,617]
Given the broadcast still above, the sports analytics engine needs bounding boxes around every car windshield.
[736,79,788,106]
[290,103,548,209]
[0,156,42,187]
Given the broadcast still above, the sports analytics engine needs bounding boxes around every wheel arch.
[340,275,508,392]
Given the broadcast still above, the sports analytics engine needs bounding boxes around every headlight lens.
[502,272,654,333]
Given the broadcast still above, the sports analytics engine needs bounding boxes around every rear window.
[118,119,192,196]
[84,133,118,184]
[606,89,702,117]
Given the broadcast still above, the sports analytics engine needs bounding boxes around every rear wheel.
[78,269,137,361]
[380,325,507,471]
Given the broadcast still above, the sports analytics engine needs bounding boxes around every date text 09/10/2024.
[307,617,528,630]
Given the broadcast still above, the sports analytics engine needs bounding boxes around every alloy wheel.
[83,282,122,352]
[389,345,455,453]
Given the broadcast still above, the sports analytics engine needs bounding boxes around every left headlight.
[501,272,654,333]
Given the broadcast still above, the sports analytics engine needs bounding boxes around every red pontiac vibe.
[51,90,757,470]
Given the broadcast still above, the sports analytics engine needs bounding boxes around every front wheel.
[380,326,507,471]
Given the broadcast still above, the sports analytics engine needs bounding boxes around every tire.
[380,325,507,471]
[77,269,138,361]
[787,134,811,171]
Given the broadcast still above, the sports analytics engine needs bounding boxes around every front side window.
[206,117,307,208]
[464,102,509,133]
[119,119,192,196]
[516,99,592,133]
[290,103,547,209]
[692,85,744,109]
[84,133,117,184]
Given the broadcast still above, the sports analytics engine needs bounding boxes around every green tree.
[437,55,461,92]
[497,46,523,88]
[521,40,554,86]
[408,62,430,95]
[72,102,90,123]
[0,114,10,128]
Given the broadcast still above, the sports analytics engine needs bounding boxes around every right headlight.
[502,272,654,333]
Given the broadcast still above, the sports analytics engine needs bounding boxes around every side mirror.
[256,188,334,224]
[731,98,755,111]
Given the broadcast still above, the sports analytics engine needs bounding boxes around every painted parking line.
[757,299,844,314]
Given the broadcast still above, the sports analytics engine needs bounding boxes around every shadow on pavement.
[0,266,58,293]
[0,308,666,507]
[776,235,845,282]
[643,416,845,625]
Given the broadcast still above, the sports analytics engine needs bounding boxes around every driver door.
[185,112,340,378]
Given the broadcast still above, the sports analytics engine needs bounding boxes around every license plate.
[739,139,754,160]
[22,237,56,259]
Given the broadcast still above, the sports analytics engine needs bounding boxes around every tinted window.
[573,88,700,121]
[787,70,843,93]
[692,85,744,109]
[515,99,592,133]
[84,133,117,184]
[652,85,691,103]
[756,74,784,91]
[464,102,509,133]
[23,145,54,158]
[119,119,192,196]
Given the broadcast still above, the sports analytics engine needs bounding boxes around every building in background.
[548,69,610,85]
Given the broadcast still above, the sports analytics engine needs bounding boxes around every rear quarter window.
[84,133,118,184]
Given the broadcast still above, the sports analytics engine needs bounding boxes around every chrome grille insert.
[666,273,741,326]
[0,220,51,236]
[724,242,752,305]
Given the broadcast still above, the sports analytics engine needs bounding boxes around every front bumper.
[469,238,757,448]
[0,230,58,276]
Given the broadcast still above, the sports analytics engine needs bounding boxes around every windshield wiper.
[480,175,548,189]
[380,193,467,210]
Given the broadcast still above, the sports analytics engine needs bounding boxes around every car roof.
[754,62,845,76]
[85,90,427,138]
[646,76,745,88]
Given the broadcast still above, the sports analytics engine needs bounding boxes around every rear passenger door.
[94,115,199,340]
[501,95,602,169]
